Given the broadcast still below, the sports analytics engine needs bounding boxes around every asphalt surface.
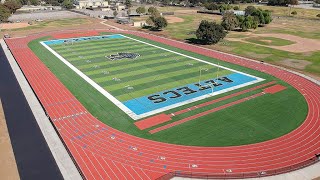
[0,46,63,180]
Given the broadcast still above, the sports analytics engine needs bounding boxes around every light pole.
[199,67,208,85]
[208,84,214,94]
[216,63,220,79]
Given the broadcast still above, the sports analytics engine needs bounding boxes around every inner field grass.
[48,36,233,101]
[30,34,308,146]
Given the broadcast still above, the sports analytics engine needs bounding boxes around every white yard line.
[41,35,264,120]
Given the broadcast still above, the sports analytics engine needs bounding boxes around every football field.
[41,34,263,120]
[29,33,308,146]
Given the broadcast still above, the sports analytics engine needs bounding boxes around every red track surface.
[263,84,287,94]
[5,29,320,179]
[135,114,172,130]
[51,31,99,39]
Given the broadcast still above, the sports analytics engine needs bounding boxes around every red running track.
[5,29,320,179]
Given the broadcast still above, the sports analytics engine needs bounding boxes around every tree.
[239,15,254,31]
[3,0,22,14]
[162,0,171,5]
[136,6,146,14]
[219,3,232,12]
[62,0,73,9]
[113,10,118,17]
[51,1,60,6]
[221,12,239,31]
[18,0,28,5]
[125,0,132,8]
[245,6,256,16]
[262,10,272,24]
[233,6,239,10]
[204,2,219,10]
[148,7,158,15]
[29,0,40,5]
[289,0,298,5]
[315,0,320,4]
[288,0,298,15]
[0,5,11,22]
[146,15,155,26]
[153,16,168,30]
[196,20,227,44]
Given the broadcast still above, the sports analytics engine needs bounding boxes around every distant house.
[223,10,245,16]
[75,0,109,9]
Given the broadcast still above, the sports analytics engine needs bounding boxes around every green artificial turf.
[48,36,233,101]
[28,33,308,147]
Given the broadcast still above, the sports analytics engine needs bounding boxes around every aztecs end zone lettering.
[148,77,233,104]
[123,72,262,116]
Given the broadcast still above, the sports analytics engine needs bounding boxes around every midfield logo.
[106,52,140,61]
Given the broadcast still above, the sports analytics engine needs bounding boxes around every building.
[75,0,109,9]
[222,10,245,16]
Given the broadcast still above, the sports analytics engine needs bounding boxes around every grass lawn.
[132,5,320,76]
[217,40,320,75]
[29,33,308,146]
[7,18,90,32]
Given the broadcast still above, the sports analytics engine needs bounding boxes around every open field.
[29,33,308,146]
[133,6,320,78]
[0,17,106,38]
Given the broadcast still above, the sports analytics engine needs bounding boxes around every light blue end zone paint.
[123,73,257,115]
[43,34,124,45]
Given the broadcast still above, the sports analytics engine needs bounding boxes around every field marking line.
[40,34,264,120]
[149,83,288,134]
[40,37,139,120]
[171,81,276,116]
[1,39,83,180]
[149,92,266,134]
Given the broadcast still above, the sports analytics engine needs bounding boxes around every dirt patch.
[0,99,20,180]
[257,33,320,53]
[0,17,104,38]
[175,9,198,14]
[165,16,184,23]
[260,39,273,44]
[228,33,320,53]
[245,52,272,59]
[1,22,30,29]
[279,59,312,70]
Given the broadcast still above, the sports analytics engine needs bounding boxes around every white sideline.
[0,39,82,180]
[41,34,264,120]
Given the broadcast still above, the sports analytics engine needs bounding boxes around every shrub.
[291,10,297,15]
[317,14,320,18]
